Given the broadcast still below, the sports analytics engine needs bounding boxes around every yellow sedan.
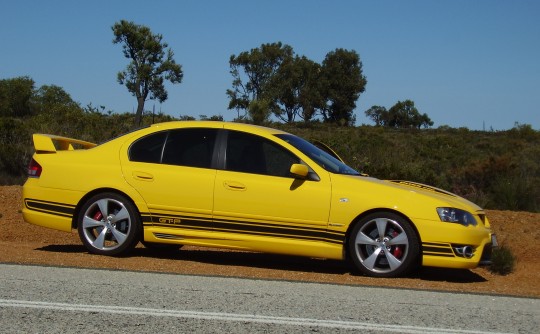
[22,121,496,277]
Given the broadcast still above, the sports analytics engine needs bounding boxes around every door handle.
[223,181,246,191]
[133,171,154,181]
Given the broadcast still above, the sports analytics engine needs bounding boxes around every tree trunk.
[134,97,145,128]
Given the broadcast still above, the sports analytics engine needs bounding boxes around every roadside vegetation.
[489,246,516,275]
[1,88,538,213]
[1,20,538,213]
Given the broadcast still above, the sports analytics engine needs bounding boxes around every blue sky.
[1,0,539,130]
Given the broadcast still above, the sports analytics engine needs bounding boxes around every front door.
[213,130,332,247]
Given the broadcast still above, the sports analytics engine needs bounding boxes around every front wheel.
[348,212,419,278]
[77,193,141,256]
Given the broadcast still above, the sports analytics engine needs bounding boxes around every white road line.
[0,299,508,334]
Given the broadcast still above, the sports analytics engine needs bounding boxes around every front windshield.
[275,134,360,175]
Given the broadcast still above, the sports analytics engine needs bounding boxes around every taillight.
[28,159,42,177]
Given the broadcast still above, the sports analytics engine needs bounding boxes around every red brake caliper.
[391,231,403,258]
[93,211,103,221]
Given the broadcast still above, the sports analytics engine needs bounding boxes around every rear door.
[121,127,219,232]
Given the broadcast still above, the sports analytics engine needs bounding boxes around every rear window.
[161,128,217,168]
[129,128,218,169]
[129,131,167,163]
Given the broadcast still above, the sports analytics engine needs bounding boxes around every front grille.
[423,242,455,258]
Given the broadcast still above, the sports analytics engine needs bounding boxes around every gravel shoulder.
[1,185,539,297]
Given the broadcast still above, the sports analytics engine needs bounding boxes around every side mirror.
[290,164,309,179]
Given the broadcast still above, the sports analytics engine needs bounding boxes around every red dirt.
[1,185,538,297]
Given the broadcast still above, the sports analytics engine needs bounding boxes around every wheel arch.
[343,208,422,261]
[71,187,143,230]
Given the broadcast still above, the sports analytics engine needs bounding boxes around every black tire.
[348,212,419,278]
[77,192,141,256]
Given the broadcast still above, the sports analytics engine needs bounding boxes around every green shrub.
[489,246,516,275]
[0,117,32,184]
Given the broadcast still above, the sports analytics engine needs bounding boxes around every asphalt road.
[0,263,537,333]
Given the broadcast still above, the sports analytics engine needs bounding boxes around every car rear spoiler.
[32,134,97,153]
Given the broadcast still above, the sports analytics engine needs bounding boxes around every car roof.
[148,121,290,136]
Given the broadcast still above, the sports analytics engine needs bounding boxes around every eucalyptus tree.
[366,100,433,128]
[388,100,433,128]
[268,55,322,123]
[319,49,367,126]
[112,20,183,127]
[0,76,35,118]
[227,42,293,123]
[364,105,388,126]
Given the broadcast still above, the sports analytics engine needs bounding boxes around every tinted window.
[129,128,218,168]
[226,131,299,177]
[129,131,167,163]
[162,128,217,168]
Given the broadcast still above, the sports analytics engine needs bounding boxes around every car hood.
[384,179,483,212]
[333,175,484,215]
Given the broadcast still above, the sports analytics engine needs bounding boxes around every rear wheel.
[348,212,419,277]
[77,193,141,256]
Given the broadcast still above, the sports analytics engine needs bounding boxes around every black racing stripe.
[149,213,345,245]
[25,199,75,218]
[151,215,214,228]
[215,226,343,244]
[390,181,456,197]
[214,217,328,233]
[213,217,344,242]
[152,223,214,233]
[213,219,344,244]
[140,213,153,224]
[141,213,153,227]
[325,230,346,240]
[149,213,215,233]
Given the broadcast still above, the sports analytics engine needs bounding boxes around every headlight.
[436,208,477,226]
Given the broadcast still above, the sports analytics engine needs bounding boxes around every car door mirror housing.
[290,164,309,179]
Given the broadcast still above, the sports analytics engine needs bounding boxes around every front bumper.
[422,233,496,269]
[478,234,498,266]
